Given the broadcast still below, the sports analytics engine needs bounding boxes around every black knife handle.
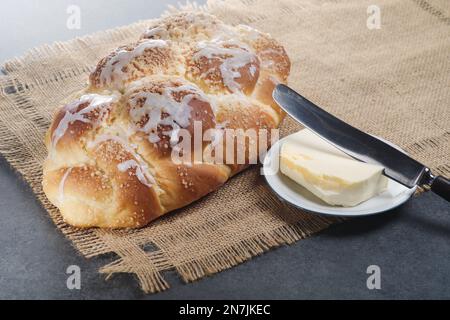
[430,176,450,202]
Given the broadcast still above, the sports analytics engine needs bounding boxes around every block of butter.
[280,129,388,207]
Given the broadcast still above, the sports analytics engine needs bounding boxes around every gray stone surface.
[0,0,183,62]
[1,0,449,300]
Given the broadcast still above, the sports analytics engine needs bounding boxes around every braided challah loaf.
[42,12,290,228]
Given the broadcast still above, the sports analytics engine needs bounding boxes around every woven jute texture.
[0,0,449,293]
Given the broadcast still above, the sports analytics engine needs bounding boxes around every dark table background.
[1,0,449,300]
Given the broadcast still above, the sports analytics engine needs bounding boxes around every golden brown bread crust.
[43,12,290,229]
[186,42,261,95]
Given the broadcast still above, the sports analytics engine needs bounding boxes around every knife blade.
[273,84,450,202]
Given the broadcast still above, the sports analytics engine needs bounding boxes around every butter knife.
[273,84,450,202]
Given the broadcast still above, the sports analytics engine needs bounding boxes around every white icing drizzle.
[117,160,153,188]
[193,39,258,92]
[58,167,73,204]
[88,133,155,187]
[237,24,262,41]
[143,26,168,39]
[129,84,205,146]
[52,94,118,149]
[249,65,257,77]
[100,39,169,88]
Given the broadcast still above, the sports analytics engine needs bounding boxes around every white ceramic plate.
[262,134,417,217]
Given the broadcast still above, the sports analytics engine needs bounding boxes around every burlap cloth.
[0,0,448,294]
